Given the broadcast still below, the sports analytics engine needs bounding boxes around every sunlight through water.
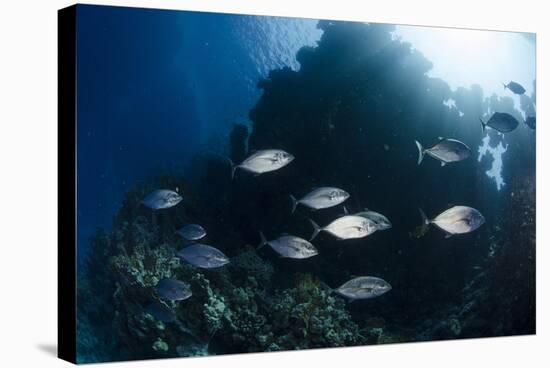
[477,135,508,190]
[394,25,534,190]
[394,25,535,99]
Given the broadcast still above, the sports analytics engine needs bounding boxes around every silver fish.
[415,138,471,166]
[177,224,206,241]
[231,149,294,178]
[480,112,519,133]
[154,279,192,301]
[418,206,485,238]
[335,276,392,301]
[354,208,392,231]
[290,187,349,213]
[177,243,230,269]
[142,189,182,210]
[258,232,318,259]
[503,81,526,95]
[145,301,176,322]
[309,215,376,241]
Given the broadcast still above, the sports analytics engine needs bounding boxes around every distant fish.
[229,149,294,178]
[503,81,526,95]
[290,187,349,213]
[525,116,536,130]
[258,231,318,259]
[154,278,192,301]
[354,208,392,231]
[415,138,471,166]
[410,223,428,239]
[309,215,376,241]
[177,224,206,241]
[480,112,519,133]
[142,189,182,210]
[335,276,392,301]
[177,243,230,269]
[417,206,485,238]
[145,301,176,322]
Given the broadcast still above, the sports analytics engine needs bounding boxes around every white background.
[0,0,546,366]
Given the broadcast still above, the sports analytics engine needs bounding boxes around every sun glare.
[394,25,535,99]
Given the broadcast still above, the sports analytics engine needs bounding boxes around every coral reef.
[268,274,365,349]
[78,199,364,361]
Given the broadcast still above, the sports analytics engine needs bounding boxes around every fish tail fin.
[418,208,430,237]
[419,208,430,226]
[479,117,486,134]
[257,231,268,249]
[319,280,334,293]
[308,218,322,241]
[290,195,298,214]
[415,140,425,165]
[230,163,239,181]
[225,157,238,180]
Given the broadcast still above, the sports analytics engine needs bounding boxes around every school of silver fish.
[140,79,532,319]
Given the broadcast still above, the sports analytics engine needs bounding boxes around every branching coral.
[110,243,179,289]
[269,273,365,349]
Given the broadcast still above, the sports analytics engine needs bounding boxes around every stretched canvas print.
[58,4,536,364]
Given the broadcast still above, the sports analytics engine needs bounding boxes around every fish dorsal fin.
[363,207,370,211]
[343,206,349,215]
[438,136,445,141]
[440,162,446,167]
[444,233,453,239]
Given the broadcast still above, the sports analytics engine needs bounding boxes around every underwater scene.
[75,4,536,363]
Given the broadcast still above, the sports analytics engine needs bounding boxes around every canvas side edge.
[58,4,77,364]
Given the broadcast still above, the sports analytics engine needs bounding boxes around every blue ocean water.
[74,4,535,364]
[76,6,321,264]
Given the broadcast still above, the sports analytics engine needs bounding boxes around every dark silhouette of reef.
[77,21,535,363]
